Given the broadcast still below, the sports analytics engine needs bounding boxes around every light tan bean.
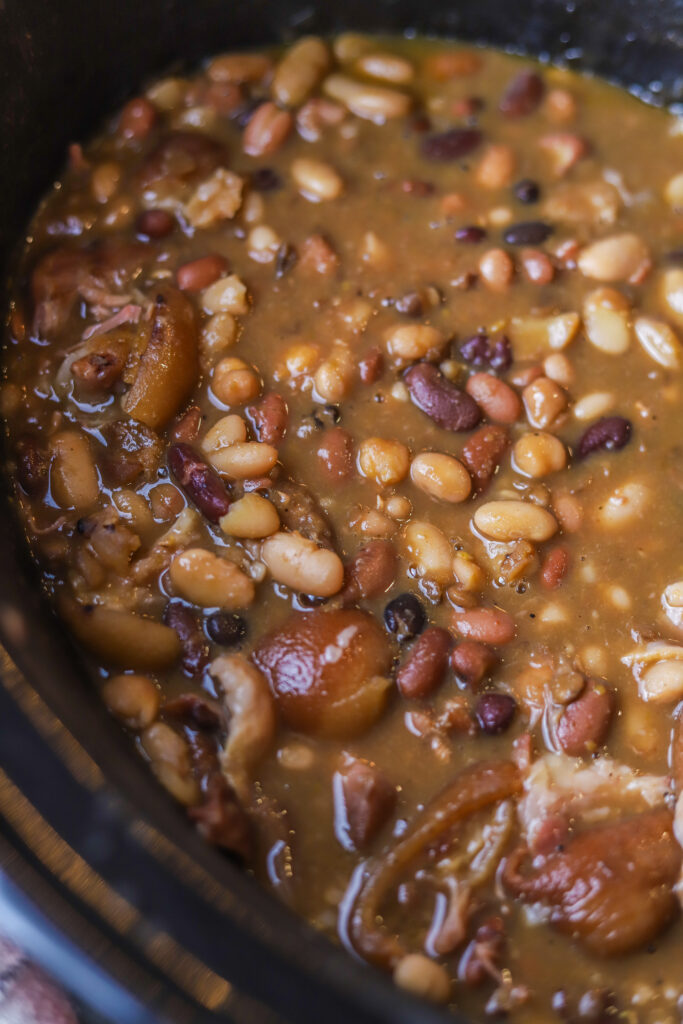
[385,324,445,364]
[112,489,155,536]
[583,287,631,355]
[201,275,249,315]
[61,598,181,670]
[201,414,248,455]
[452,551,485,591]
[474,500,558,541]
[359,437,410,486]
[634,316,681,369]
[212,357,261,406]
[660,268,683,327]
[140,722,199,805]
[261,531,344,596]
[314,344,354,402]
[394,954,450,1005]
[664,172,683,209]
[466,373,521,424]
[522,376,568,428]
[513,432,567,478]
[291,157,344,201]
[103,674,160,729]
[323,73,411,122]
[247,225,281,263]
[577,233,651,283]
[573,391,615,420]
[333,33,372,62]
[207,53,272,84]
[91,161,121,203]
[170,548,255,608]
[478,248,514,291]
[402,520,453,584]
[272,37,330,106]
[508,312,581,355]
[200,312,238,363]
[355,52,415,84]
[219,494,280,538]
[543,353,574,387]
[50,429,99,510]
[410,452,472,503]
[595,481,649,528]
[208,441,278,478]
[475,143,516,189]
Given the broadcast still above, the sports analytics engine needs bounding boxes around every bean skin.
[396,627,453,699]
[476,692,517,734]
[168,443,231,523]
[578,416,631,458]
[404,363,481,431]
[420,127,482,162]
[499,70,544,117]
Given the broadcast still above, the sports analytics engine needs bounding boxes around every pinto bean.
[247,392,288,444]
[451,641,497,687]
[465,373,521,424]
[359,347,384,385]
[396,627,452,699]
[460,424,509,492]
[163,600,209,677]
[168,443,231,523]
[335,757,397,850]
[176,254,228,292]
[405,363,481,431]
[556,680,614,756]
[452,606,515,645]
[136,208,175,239]
[343,540,398,602]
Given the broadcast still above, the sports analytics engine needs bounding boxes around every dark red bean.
[499,70,545,117]
[163,601,209,677]
[455,225,487,243]
[420,127,482,162]
[396,626,452,699]
[247,392,288,445]
[451,641,497,688]
[513,179,540,204]
[168,443,231,523]
[136,208,175,239]
[384,593,425,641]
[343,540,397,602]
[557,681,614,756]
[171,405,202,444]
[489,336,512,372]
[249,167,283,191]
[458,333,512,372]
[578,416,632,458]
[404,363,482,432]
[503,221,553,245]
[205,611,247,647]
[475,692,517,734]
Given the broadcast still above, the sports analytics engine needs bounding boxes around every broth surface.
[4,35,683,1022]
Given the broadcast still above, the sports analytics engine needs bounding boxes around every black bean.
[395,291,424,317]
[499,70,545,117]
[205,611,247,647]
[384,593,426,642]
[404,363,482,431]
[168,443,231,523]
[489,335,512,372]
[475,693,517,735]
[513,179,540,204]
[250,167,283,192]
[578,416,632,458]
[459,333,491,366]
[420,127,482,162]
[455,225,487,243]
[503,221,553,245]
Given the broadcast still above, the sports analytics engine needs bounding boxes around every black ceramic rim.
[0,1,681,1021]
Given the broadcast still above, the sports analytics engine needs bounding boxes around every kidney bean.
[404,363,481,432]
[513,179,540,204]
[176,254,228,292]
[578,416,631,458]
[171,405,203,444]
[316,426,354,481]
[451,641,497,687]
[343,540,398,602]
[359,347,384,384]
[455,226,487,243]
[452,606,515,645]
[164,601,209,677]
[420,127,482,161]
[335,758,396,849]
[249,167,283,192]
[205,611,247,647]
[396,626,452,699]
[384,593,425,641]
[503,221,553,246]
[247,392,288,445]
[136,208,175,239]
[499,70,544,117]
[15,434,49,496]
[557,681,614,756]
[540,545,570,590]
[460,424,509,492]
[465,373,521,424]
[475,692,517,734]
[168,443,231,523]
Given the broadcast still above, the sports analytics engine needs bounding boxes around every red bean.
[176,255,228,293]
[578,416,631,458]
[168,443,231,523]
[136,208,175,239]
[499,70,544,117]
[316,426,354,481]
[455,226,487,243]
[247,392,288,445]
[405,363,481,431]
[359,347,384,384]
[396,626,452,699]
[460,424,509,492]
[465,373,521,424]
[452,606,515,645]
[170,405,203,445]
[343,540,398,602]
[451,641,497,687]
[335,758,396,850]
[557,681,614,756]
[540,545,569,589]
[475,692,517,734]
[420,127,483,161]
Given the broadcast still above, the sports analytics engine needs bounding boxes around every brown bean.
[177,254,228,292]
[316,426,354,481]
[119,97,157,140]
[243,102,293,158]
[343,540,398,602]
[557,681,614,756]
[452,606,515,645]
[465,373,521,424]
[335,757,396,849]
[396,626,452,699]
[460,424,509,492]
[540,545,569,590]
[247,392,288,445]
[168,443,231,523]
[451,641,497,687]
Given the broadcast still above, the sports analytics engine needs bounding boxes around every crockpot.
[0,2,681,1021]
